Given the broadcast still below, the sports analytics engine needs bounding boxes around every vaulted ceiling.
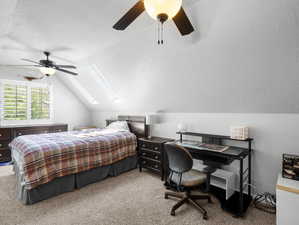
[0,0,150,62]
[0,0,195,110]
[0,0,158,109]
[1,0,299,113]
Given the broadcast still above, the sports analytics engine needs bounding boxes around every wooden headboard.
[106,115,148,138]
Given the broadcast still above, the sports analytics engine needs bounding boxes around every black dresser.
[0,123,68,162]
[138,137,174,180]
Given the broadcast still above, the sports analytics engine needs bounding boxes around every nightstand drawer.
[140,149,161,161]
[0,149,11,162]
[140,157,161,172]
[138,137,174,181]
[0,129,11,141]
[139,142,161,152]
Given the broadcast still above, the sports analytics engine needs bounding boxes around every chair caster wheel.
[171,211,175,216]
[203,214,208,220]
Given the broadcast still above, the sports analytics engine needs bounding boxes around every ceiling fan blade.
[113,1,145,30]
[21,58,41,65]
[55,67,78,75]
[24,76,44,81]
[173,7,195,36]
[55,65,77,69]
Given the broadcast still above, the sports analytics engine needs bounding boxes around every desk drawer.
[0,129,11,140]
[140,157,161,172]
[139,142,161,152]
[0,148,11,162]
[140,149,161,161]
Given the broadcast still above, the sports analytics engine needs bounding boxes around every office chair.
[164,143,212,220]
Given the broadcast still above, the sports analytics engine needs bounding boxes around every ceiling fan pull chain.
[159,22,162,45]
[161,23,164,45]
[157,22,160,45]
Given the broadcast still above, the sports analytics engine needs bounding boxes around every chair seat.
[170,169,207,187]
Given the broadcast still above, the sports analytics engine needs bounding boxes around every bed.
[10,116,147,205]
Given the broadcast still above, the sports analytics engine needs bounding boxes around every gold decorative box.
[282,154,299,181]
[230,126,249,140]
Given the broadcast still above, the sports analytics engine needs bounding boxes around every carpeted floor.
[0,166,275,225]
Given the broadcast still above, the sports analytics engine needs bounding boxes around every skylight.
[90,64,121,103]
[67,76,98,105]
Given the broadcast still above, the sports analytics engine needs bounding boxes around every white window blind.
[0,80,52,124]
[31,87,50,119]
[3,84,28,120]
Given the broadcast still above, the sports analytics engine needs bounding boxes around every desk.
[165,132,253,217]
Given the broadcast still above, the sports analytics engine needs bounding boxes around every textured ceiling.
[0,0,152,63]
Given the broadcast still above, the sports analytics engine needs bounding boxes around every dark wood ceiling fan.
[22,51,78,76]
[113,0,194,44]
[0,51,78,78]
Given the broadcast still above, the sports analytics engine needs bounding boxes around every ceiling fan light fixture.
[40,67,56,76]
[144,0,182,20]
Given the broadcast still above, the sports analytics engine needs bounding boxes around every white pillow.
[106,121,130,132]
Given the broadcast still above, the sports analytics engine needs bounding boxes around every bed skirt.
[14,155,137,205]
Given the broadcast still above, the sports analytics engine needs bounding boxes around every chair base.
[165,191,212,220]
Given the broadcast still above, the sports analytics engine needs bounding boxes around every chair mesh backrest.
[165,143,193,173]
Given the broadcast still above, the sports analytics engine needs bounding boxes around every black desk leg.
[248,141,252,197]
[239,158,244,217]
[138,157,142,172]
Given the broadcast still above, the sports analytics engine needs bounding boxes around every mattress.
[10,128,137,190]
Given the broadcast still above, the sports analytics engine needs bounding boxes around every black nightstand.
[138,136,174,180]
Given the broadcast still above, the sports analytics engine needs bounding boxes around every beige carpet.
[0,166,275,225]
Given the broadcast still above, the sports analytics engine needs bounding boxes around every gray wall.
[93,111,299,194]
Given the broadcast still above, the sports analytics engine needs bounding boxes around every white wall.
[0,71,91,130]
[51,77,92,130]
[93,111,299,195]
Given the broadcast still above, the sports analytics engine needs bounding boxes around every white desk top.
[277,173,299,194]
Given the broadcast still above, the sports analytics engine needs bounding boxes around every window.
[3,84,28,120]
[31,88,50,119]
[0,80,52,124]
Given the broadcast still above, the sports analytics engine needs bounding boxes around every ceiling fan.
[0,51,78,80]
[113,0,194,44]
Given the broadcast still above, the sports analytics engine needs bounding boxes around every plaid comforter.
[10,129,137,190]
